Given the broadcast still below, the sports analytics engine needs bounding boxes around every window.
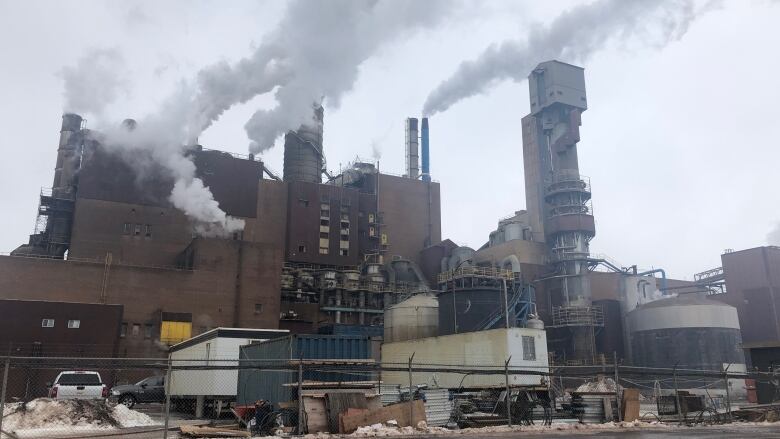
[67,320,80,329]
[144,324,153,339]
[120,323,127,338]
[340,249,349,256]
[320,232,329,239]
[132,324,140,337]
[522,336,536,361]
[145,224,152,238]
[320,209,330,217]
[254,304,263,315]
[41,319,55,328]
[298,199,309,207]
[122,223,131,234]
[341,233,349,241]
[298,245,306,253]
[320,219,330,227]
[134,224,141,236]
[319,247,329,255]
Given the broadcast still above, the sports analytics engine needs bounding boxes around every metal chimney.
[421,117,430,182]
[405,118,419,179]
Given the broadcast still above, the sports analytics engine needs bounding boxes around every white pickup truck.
[48,371,109,400]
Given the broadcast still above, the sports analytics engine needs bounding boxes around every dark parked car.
[110,375,165,408]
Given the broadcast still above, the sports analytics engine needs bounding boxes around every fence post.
[0,356,10,436]
[505,356,512,427]
[723,364,732,422]
[673,362,683,424]
[297,360,304,434]
[614,352,621,422]
[408,353,415,428]
[163,353,172,439]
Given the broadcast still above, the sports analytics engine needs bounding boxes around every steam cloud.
[60,48,129,116]
[768,222,780,246]
[422,0,716,116]
[95,85,245,236]
[63,1,450,235]
[190,0,449,153]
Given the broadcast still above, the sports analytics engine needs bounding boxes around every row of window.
[41,319,80,328]
[123,223,153,238]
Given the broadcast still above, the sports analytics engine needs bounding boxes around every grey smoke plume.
[768,222,780,246]
[60,48,129,116]
[423,0,715,116]
[189,0,450,153]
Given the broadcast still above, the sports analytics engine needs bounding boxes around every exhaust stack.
[421,117,430,182]
[404,118,419,179]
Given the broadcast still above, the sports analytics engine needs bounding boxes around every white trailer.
[168,327,288,416]
[381,327,549,389]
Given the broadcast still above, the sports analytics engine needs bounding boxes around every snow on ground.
[288,419,778,438]
[1,398,158,438]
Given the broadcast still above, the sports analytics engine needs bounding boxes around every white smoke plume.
[189,0,451,153]
[423,0,717,116]
[60,48,130,117]
[768,222,780,246]
[95,84,245,236]
[63,1,452,235]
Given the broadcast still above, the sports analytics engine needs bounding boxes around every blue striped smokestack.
[421,117,430,182]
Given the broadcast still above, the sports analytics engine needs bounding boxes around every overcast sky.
[1,0,778,280]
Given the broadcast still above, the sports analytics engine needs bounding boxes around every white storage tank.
[383,294,438,343]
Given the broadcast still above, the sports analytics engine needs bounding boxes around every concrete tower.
[522,60,598,363]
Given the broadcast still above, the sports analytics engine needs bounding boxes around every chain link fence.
[0,355,768,438]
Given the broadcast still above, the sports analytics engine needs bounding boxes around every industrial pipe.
[636,268,668,296]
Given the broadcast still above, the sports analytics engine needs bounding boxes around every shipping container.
[317,324,384,338]
[381,327,549,389]
[168,328,288,404]
[237,334,373,406]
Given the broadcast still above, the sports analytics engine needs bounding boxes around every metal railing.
[437,266,514,284]
[550,305,605,327]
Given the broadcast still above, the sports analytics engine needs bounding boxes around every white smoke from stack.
[60,48,130,117]
[189,0,451,154]
[422,0,717,116]
[768,222,780,246]
[95,84,245,236]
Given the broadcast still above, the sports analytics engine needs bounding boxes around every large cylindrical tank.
[283,106,323,183]
[626,294,745,371]
[438,286,504,336]
[383,294,438,343]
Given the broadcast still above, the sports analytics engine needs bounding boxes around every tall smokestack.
[405,117,419,179]
[53,113,83,198]
[421,117,430,182]
[283,104,324,183]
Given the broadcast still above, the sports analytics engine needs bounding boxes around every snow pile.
[1,398,158,435]
[575,377,618,393]
[111,403,158,427]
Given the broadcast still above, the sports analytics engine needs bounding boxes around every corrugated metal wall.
[237,335,372,406]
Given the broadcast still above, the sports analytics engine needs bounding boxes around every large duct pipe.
[421,117,430,182]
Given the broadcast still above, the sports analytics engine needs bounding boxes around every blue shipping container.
[237,334,372,406]
[317,324,384,338]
